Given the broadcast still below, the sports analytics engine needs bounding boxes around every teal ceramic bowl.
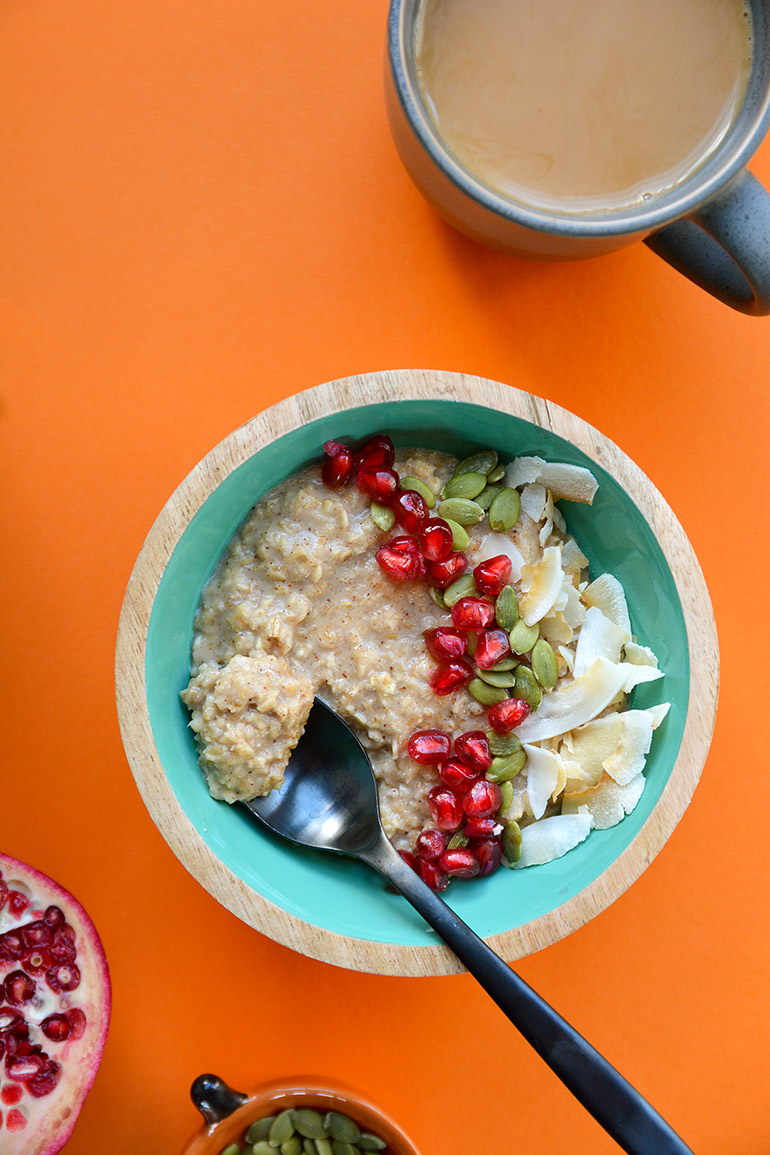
[116,370,718,975]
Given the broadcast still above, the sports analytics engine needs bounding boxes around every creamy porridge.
[182,435,669,882]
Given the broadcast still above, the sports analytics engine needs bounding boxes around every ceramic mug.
[385,0,770,315]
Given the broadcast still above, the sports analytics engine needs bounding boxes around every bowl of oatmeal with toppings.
[116,370,718,975]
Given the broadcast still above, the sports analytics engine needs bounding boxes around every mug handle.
[644,169,770,315]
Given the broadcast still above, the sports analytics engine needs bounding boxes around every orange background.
[2,3,770,1153]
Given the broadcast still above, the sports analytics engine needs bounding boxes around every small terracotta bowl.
[179,1073,420,1155]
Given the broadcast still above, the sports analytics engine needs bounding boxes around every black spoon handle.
[365,839,694,1155]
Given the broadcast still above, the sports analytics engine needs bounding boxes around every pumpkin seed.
[497,779,514,817]
[270,1111,297,1147]
[487,749,527,782]
[509,619,539,654]
[495,585,519,631]
[436,497,486,526]
[303,1142,318,1155]
[476,482,504,510]
[330,1143,359,1155]
[399,476,436,508]
[487,463,506,483]
[246,1118,275,1143]
[447,830,469,849]
[468,678,509,706]
[429,585,446,610]
[502,820,523,864]
[292,1110,327,1140]
[443,471,487,501]
[251,1144,274,1155]
[444,517,470,551]
[488,487,521,533]
[487,731,524,758]
[369,501,395,532]
[488,654,518,671]
[465,631,478,658]
[358,1136,388,1152]
[443,573,477,606]
[324,1114,361,1144]
[475,667,517,688]
[514,665,542,711]
[281,1140,303,1155]
[531,638,559,690]
[315,1141,333,1155]
[455,448,499,476]
[221,1145,241,1155]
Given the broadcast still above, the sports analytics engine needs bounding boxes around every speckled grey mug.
[386,0,770,315]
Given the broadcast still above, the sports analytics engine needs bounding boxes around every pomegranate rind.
[0,852,111,1155]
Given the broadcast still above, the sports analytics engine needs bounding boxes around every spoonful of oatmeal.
[243,699,693,1155]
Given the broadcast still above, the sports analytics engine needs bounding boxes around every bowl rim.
[115,369,719,975]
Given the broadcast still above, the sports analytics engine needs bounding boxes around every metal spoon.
[244,699,694,1155]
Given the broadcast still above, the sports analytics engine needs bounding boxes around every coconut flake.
[562,773,646,829]
[515,657,629,744]
[583,573,632,635]
[523,745,562,819]
[507,456,598,504]
[519,546,564,625]
[574,605,631,676]
[623,641,659,667]
[513,809,592,867]
[520,483,547,523]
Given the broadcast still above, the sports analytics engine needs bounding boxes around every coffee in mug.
[415,0,753,214]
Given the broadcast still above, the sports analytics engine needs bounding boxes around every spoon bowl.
[244,698,694,1155]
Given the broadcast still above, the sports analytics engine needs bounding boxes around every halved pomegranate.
[0,853,111,1154]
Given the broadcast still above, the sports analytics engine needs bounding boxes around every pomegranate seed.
[393,489,429,534]
[356,466,399,503]
[439,847,480,878]
[7,1052,45,1080]
[398,850,418,871]
[353,434,395,472]
[419,517,454,563]
[66,1008,87,1039]
[451,596,496,631]
[323,439,348,457]
[463,816,501,839]
[45,963,81,993]
[473,554,513,596]
[376,537,426,581]
[0,1008,24,1033]
[472,838,504,876]
[41,1013,71,1043]
[462,779,503,819]
[321,446,353,487]
[429,658,474,696]
[21,921,51,950]
[454,731,492,773]
[417,860,449,891]
[4,971,35,1006]
[6,1107,27,1131]
[415,828,446,862]
[424,626,467,661]
[27,1059,62,1099]
[426,552,468,588]
[0,931,24,961]
[474,628,512,669]
[488,697,531,733]
[7,892,30,918]
[0,1084,23,1105]
[43,905,66,930]
[21,947,52,976]
[407,729,452,765]
[426,785,464,830]
[438,758,479,794]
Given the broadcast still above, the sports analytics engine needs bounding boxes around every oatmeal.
[182,434,669,879]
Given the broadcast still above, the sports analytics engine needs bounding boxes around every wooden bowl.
[115,370,718,976]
